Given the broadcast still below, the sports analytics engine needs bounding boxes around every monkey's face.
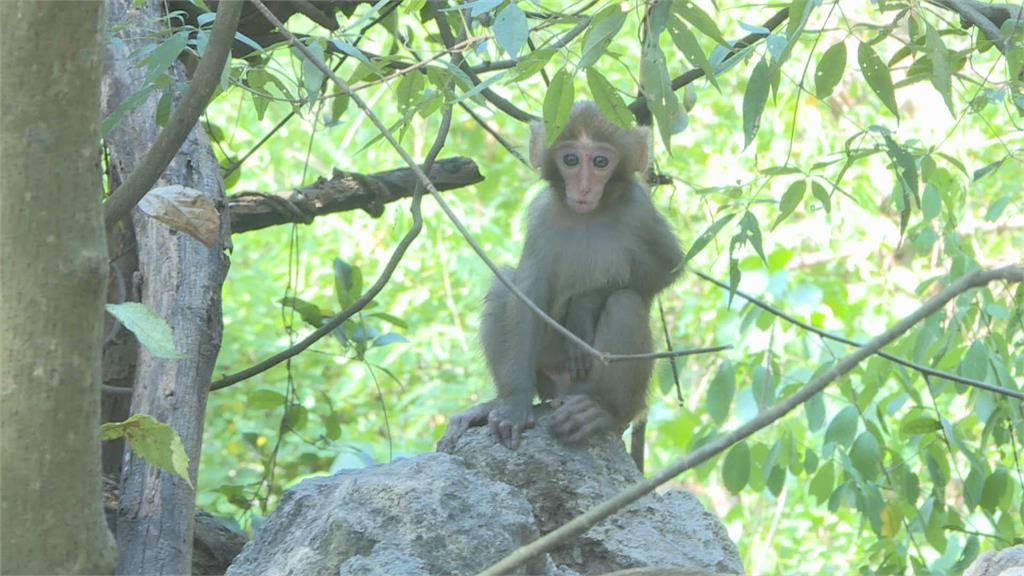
[551,139,620,214]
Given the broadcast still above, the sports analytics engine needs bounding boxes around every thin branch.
[691,268,1024,400]
[458,103,531,167]
[103,0,243,229]
[477,265,1024,576]
[466,14,593,74]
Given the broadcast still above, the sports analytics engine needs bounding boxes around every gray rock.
[226,454,543,576]
[227,412,742,576]
[965,545,1024,576]
[452,413,743,575]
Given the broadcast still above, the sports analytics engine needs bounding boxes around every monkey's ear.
[529,123,547,168]
[632,127,651,173]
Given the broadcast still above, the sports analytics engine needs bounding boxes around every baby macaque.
[438,102,682,452]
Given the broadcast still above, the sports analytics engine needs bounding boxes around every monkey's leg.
[563,288,612,384]
[552,289,652,443]
[436,400,496,453]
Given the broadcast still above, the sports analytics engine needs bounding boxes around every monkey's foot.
[550,394,616,443]
[436,400,494,453]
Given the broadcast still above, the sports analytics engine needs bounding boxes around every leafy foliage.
[120,1,1024,572]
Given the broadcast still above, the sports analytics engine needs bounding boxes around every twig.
[477,265,1024,575]
[691,268,1024,400]
[103,0,243,229]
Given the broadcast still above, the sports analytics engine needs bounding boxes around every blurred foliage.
[126,0,1024,572]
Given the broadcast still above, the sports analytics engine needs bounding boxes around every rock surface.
[226,413,743,576]
[965,545,1024,576]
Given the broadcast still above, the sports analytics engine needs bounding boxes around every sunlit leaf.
[106,303,185,359]
[924,21,954,114]
[815,42,847,99]
[824,405,858,448]
[742,57,770,148]
[858,42,899,117]
[685,212,736,263]
[543,69,574,145]
[707,360,735,424]
[722,441,751,493]
[587,69,633,128]
[667,17,720,90]
[579,5,627,68]
[493,3,528,58]
[773,179,806,229]
[101,414,192,487]
[672,0,729,47]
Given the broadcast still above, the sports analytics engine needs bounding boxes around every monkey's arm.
[481,263,549,450]
[564,288,612,383]
[634,207,684,298]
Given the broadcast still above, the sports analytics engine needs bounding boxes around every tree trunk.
[101,0,231,573]
[0,1,117,573]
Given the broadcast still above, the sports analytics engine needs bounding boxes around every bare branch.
[478,265,1024,576]
[228,157,483,233]
[103,0,243,229]
[691,268,1024,400]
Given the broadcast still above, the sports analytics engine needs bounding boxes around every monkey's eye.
[593,155,609,168]
[562,153,580,167]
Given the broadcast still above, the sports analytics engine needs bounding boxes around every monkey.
[437,101,682,452]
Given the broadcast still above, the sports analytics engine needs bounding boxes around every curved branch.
[691,269,1024,400]
[478,266,1024,575]
[103,0,243,229]
[930,0,1013,53]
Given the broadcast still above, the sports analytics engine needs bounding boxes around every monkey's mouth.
[568,198,597,214]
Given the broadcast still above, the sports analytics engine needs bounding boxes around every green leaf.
[106,302,185,359]
[101,414,192,488]
[396,72,425,111]
[323,412,342,440]
[142,30,190,83]
[587,69,633,128]
[334,258,363,310]
[773,179,806,229]
[858,42,898,117]
[924,22,955,114]
[810,180,831,212]
[814,41,847,99]
[883,133,918,202]
[985,195,1011,221]
[974,158,1005,182]
[824,405,859,448]
[579,5,627,68]
[980,468,1008,512]
[901,416,941,435]
[511,48,555,81]
[685,212,736,263]
[672,0,729,47]
[667,17,720,90]
[922,183,941,220]
[805,391,825,432]
[102,84,158,136]
[543,69,575,145]
[279,296,324,327]
[707,360,735,424]
[742,57,771,148]
[248,389,286,409]
[959,340,989,380]
[722,441,751,493]
[739,211,767,265]
[642,39,681,149]
[809,462,834,503]
[297,39,326,104]
[493,3,528,58]
[849,431,881,479]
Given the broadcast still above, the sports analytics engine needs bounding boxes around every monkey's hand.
[566,342,593,384]
[436,400,495,453]
[488,399,535,450]
[551,394,616,443]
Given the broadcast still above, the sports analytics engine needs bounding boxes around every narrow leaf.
[579,6,627,68]
[543,69,575,145]
[858,42,899,117]
[587,69,633,128]
[667,17,720,90]
[742,57,770,148]
[673,0,729,47]
[773,179,806,229]
[924,21,955,114]
[685,212,736,263]
[707,360,735,424]
[814,42,847,99]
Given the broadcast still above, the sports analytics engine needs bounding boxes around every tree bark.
[0,1,117,573]
[101,0,231,573]
[227,157,484,233]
